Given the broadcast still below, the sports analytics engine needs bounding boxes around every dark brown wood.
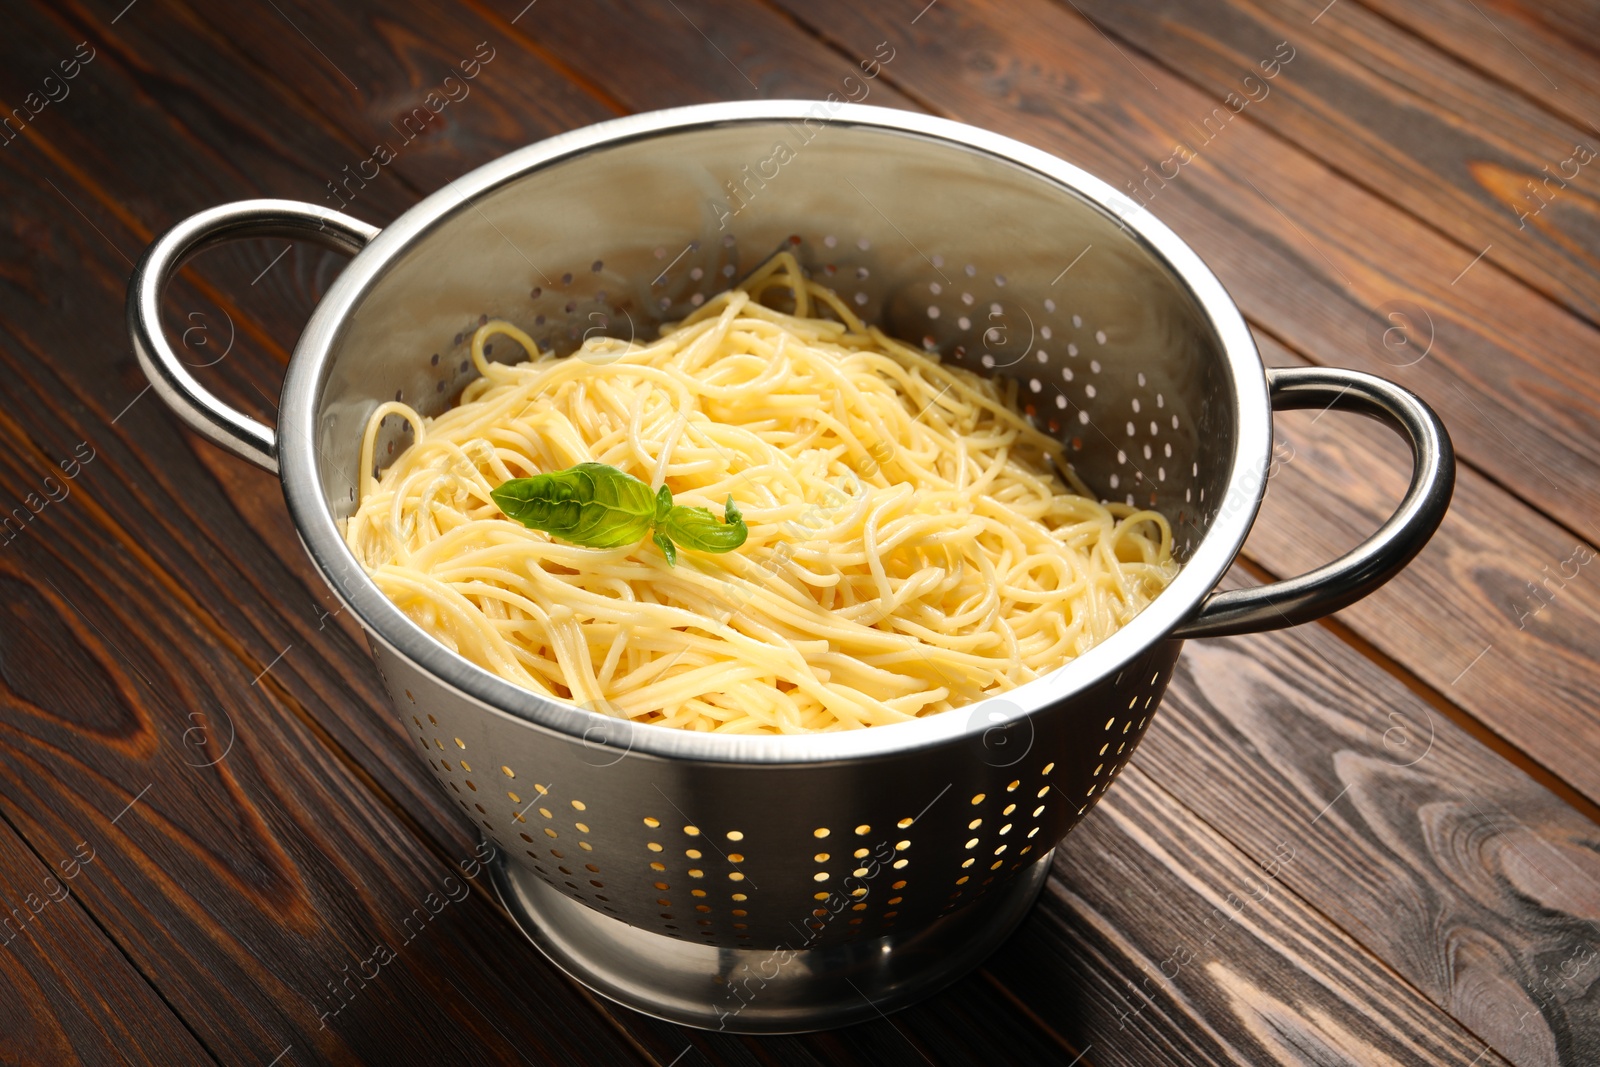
[1145,577,1600,1064]
[1354,0,1600,132]
[1,0,1598,1063]
[0,814,215,1066]
[150,0,620,196]
[1248,333,1600,811]
[0,8,649,1063]
[997,763,1514,1067]
[768,0,1600,566]
[0,323,654,1065]
[0,0,513,924]
[1072,0,1600,323]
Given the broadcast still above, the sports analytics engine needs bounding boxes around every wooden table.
[2,0,1597,1063]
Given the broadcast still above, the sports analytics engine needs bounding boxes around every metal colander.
[129,101,1452,1032]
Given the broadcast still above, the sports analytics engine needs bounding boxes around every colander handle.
[1170,365,1454,640]
[128,199,381,474]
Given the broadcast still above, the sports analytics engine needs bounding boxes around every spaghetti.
[346,254,1177,733]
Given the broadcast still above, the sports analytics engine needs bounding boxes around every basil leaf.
[490,462,659,548]
[658,494,748,554]
[493,464,746,566]
[651,529,678,567]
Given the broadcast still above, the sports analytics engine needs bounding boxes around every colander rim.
[279,100,1269,765]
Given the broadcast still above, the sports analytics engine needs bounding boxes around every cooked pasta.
[346,253,1177,733]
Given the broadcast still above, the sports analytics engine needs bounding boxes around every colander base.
[489,844,1053,1033]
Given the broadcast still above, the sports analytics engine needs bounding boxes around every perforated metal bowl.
[129,102,1452,1032]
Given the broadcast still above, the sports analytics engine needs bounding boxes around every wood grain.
[0,813,215,1066]
[1137,577,1600,1065]
[1071,0,1600,322]
[0,0,500,905]
[0,20,656,1063]
[156,0,619,195]
[0,331,655,1064]
[767,0,1600,568]
[1354,0,1600,132]
[4,0,348,364]
[1246,332,1600,810]
[990,763,1512,1066]
[1,0,1596,1062]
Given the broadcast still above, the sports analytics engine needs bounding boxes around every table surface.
[2,0,1598,1064]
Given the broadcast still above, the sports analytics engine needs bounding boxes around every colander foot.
[489,846,1052,1033]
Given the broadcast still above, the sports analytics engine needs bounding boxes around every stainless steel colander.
[128,102,1453,1032]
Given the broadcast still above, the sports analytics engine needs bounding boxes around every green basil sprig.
[490,462,746,565]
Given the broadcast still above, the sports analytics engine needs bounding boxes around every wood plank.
[1354,0,1600,132]
[0,322,653,1062]
[987,764,1511,1066]
[4,0,370,365]
[140,0,620,195]
[10,0,610,407]
[1121,574,1600,1065]
[0,23,653,1062]
[1246,331,1600,810]
[9,0,1587,1062]
[0,812,215,1066]
[465,0,874,105]
[765,0,1600,584]
[0,0,494,915]
[1072,0,1600,322]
